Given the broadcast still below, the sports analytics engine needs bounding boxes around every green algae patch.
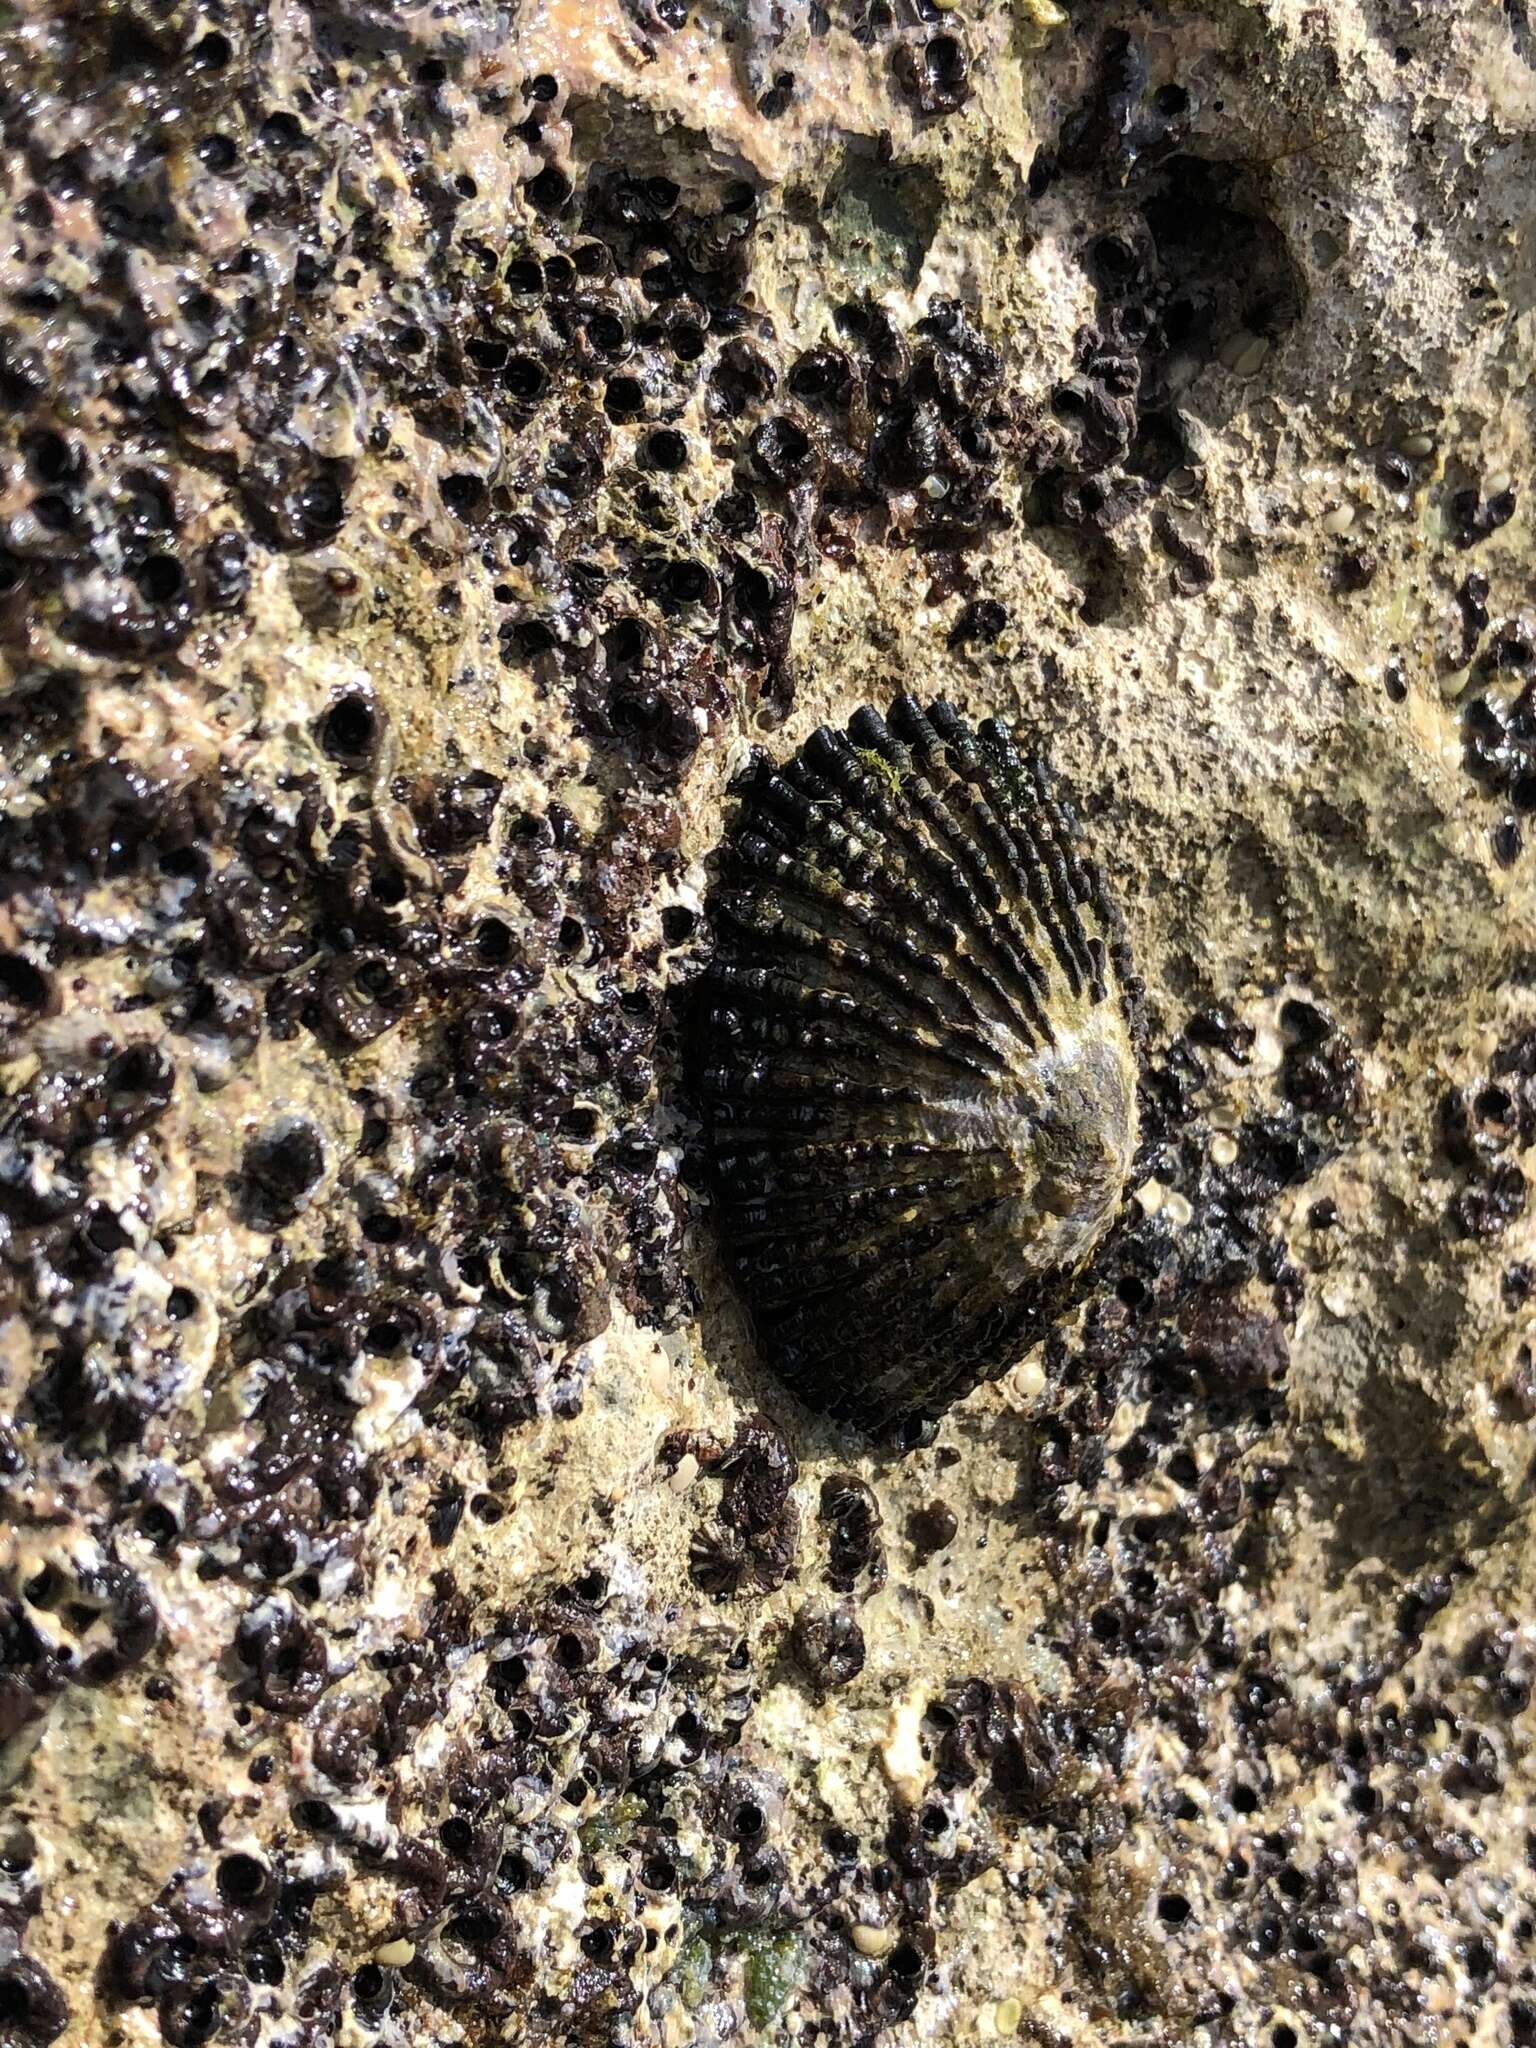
[740,1929,807,2034]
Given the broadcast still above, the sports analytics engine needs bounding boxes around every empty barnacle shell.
[691,694,1141,1433]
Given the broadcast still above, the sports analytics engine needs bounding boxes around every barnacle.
[693,694,1140,1430]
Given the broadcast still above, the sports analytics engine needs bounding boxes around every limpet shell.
[692,694,1141,1432]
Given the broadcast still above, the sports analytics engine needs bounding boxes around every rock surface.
[0,1,1534,2044]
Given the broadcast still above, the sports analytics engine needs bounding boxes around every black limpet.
[691,694,1140,1431]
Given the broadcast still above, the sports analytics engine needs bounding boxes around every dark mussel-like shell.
[692,695,1141,1433]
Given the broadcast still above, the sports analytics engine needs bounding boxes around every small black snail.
[692,694,1140,1433]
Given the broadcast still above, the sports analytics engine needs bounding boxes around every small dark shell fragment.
[693,695,1139,1431]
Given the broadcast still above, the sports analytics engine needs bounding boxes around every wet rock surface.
[0,1,1534,2044]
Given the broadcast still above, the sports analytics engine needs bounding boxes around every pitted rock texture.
[0,2,1534,2046]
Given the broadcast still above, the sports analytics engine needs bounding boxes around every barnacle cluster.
[1461,615,1536,869]
[1,0,1535,2045]
[1440,1034,1534,1242]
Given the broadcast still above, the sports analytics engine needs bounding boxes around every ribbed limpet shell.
[693,694,1140,1432]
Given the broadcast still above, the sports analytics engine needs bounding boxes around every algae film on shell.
[693,694,1142,1429]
